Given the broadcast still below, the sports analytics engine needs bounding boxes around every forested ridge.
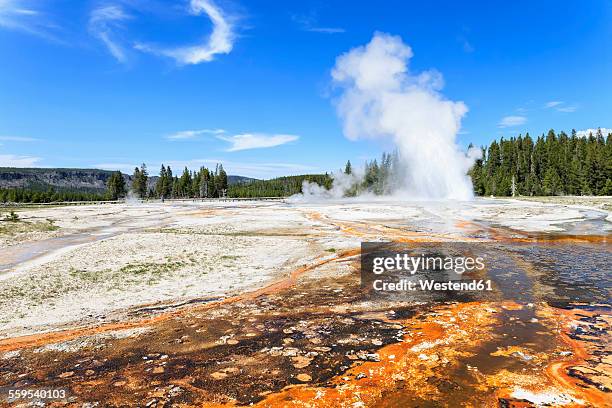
[470,128,611,196]
[1,128,610,203]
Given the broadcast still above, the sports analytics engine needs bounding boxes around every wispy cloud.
[165,128,226,141]
[159,159,315,179]
[93,159,316,179]
[0,135,40,142]
[88,4,132,63]
[544,100,577,113]
[456,26,474,53]
[93,162,138,172]
[457,35,474,53]
[498,115,527,128]
[217,133,299,152]
[576,128,612,138]
[0,154,41,167]
[0,0,59,41]
[307,26,345,34]
[135,0,235,65]
[292,12,345,34]
[556,106,577,113]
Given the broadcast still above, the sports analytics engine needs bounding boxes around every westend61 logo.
[361,242,493,296]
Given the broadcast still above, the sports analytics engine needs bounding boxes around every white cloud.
[457,35,474,53]
[217,133,299,152]
[576,128,612,138]
[135,0,235,65]
[544,101,577,113]
[462,40,474,53]
[95,159,316,179]
[166,129,225,140]
[158,159,315,179]
[307,26,345,34]
[0,154,41,167]
[89,4,132,63]
[556,106,577,113]
[0,135,40,142]
[292,13,345,34]
[0,0,58,40]
[0,0,35,20]
[498,115,527,128]
[93,163,138,172]
[165,129,299,150]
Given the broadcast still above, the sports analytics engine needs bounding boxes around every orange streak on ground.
[305,211,484,243]
[504,235,609,244]
[491,306,611,408]
[544,308,610,408]
[251,301,610,408]
[476,222,610,244]
[0,249,361,354]
[252,302,498,408]
[453,214,610,245]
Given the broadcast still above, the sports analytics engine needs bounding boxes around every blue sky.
[0,0,611,178]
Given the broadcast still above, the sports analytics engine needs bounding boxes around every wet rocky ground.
[0,251,610,407]
[0,200,610,407]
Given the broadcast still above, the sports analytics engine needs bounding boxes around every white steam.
[297,169,365,202]
[330,32,478,200]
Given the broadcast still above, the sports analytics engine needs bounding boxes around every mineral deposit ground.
[0,197,610,407]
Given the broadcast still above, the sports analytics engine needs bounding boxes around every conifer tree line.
[0,188,107,203]
[470,128,612,196]
[152,163,228,199]
[103,163,229,200]
[342,152,401,196]
[227,174,332,198]
[225,152,398,198]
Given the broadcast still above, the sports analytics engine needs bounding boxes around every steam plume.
[331,32,478,200]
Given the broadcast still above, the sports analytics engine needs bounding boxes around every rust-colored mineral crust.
[1,201,610,407]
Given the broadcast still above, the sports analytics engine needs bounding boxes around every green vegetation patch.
[471,129,611,197]
[0,218,59,236]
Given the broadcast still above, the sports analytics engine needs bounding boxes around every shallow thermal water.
[362,241,611,307]
[0,198,609,406]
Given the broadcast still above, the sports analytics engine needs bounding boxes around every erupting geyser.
[332,32,479,200]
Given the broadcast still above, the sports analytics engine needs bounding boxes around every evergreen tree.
[208,171,217,198]
[199,168,210,197]
[165,166,173,198]
[138,163,148,198]
[131,163,148,198]
[156,165,167,198]
[178,167,192,198]
[132,167,141,197]
[472,129,611,197]
[468,146,486,196]
[217,164,228,197]
[106,171,127,200]
[344,160,352,175]
[542,167,562,195]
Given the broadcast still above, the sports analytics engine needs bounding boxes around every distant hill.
[0,168,256,193]
[228,175,255,185]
